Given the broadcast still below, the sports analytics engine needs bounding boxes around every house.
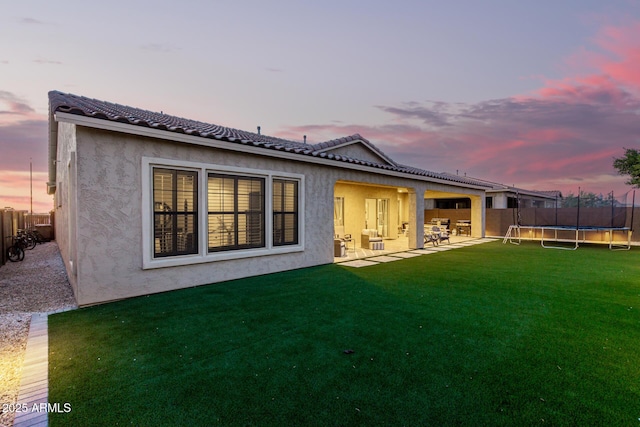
[470,178,560,209]
[425,174,560,209]
[47,91,489,306]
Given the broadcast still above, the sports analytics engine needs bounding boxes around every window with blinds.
[273,179,299,246]
[207,174,265,252]
[153,168,198,257]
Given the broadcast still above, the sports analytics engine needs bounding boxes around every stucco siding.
[54,122,78,298]
[71,126,338,305]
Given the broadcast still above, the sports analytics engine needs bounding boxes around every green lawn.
[49,241,640,426]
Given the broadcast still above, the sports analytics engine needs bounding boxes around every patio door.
[365,198,389,237]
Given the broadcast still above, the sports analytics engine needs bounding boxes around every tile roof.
[535,190,563,199]
[312,134,397,166]
[439,173,559,199]
[49,91,490,188]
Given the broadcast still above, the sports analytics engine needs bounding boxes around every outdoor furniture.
[401,222,409,236]
[429,218,450,228]
[432,226,450,244]
[361,229,384,250]
[342,234,355,252]
[334,239,345,257]
[370,241,384,250]
[424,228,439,246]
[456,220,471,236]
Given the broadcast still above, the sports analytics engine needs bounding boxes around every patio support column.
[408,189,425,249]
[470,194,485,238]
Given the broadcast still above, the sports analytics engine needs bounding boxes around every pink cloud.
[0,91,36,117]
[271,20,640,199]
[537,21,640,102]
[593,22,640,89]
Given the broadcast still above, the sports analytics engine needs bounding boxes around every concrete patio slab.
[388,252,422,259]
[409,249,438,255]
[367,256,403,263]
[338,259,380,268]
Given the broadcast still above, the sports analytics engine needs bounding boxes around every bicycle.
[6,235,28,262]
[28,228,47,244]
[16,229,37,250]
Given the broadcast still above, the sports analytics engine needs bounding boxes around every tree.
[613,148,640,188]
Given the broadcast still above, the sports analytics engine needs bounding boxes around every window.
[334,197,344,227]
[435,198,471,209]
[208,174,265,252]
[486,196,493,209]
[153,168,198,257]
[273,179,299,246]
[144,158,304,269]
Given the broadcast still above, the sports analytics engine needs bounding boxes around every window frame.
[485,196,493,209]
[334,196,345,227]
[152,167,199,257]
[207,173,266,252]
[272,179,299,246]
[142,157,304,270]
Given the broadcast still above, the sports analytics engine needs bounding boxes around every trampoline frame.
[503,225,632,250]
[503,189,634,251]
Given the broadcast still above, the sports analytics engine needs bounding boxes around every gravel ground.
[0,242,76,427]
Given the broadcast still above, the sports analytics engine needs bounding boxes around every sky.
[2,0,640,213]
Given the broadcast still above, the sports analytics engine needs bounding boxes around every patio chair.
[432,226,450,245]
[342,233,355,252]
[424,228,439,246]
[361,229,384,250]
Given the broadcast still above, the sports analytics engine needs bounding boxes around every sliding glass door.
[365,198,389,237]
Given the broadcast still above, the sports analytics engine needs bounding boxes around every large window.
[273,179,299,246]
[153,168,198,257]
[435,198,471,209]
[208,174,265,252]
[144,158,304,268]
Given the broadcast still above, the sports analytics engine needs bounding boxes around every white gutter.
[47,109,58,195]
[52,112,487,192]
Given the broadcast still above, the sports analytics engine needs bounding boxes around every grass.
[49,241,640,426]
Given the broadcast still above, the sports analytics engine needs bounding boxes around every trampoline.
[503,189,635,251]
[504,224,632,250]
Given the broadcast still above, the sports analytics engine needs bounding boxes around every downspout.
[47,107,57,195]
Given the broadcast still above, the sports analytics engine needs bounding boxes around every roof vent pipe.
[257,126,261,135]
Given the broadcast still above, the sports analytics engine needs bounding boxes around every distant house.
[425,175,560,209]
[47,91,490,306]
[483,182,560,209]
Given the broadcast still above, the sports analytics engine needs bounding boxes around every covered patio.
[333,179,486,261]
[333,233,479,263]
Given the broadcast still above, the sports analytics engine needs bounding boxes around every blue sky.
[2,0,640,211]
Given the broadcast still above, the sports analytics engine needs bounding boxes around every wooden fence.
[426,207,640,244]
[0,210,54,267]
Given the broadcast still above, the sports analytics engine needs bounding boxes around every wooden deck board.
[13,313,48,427]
